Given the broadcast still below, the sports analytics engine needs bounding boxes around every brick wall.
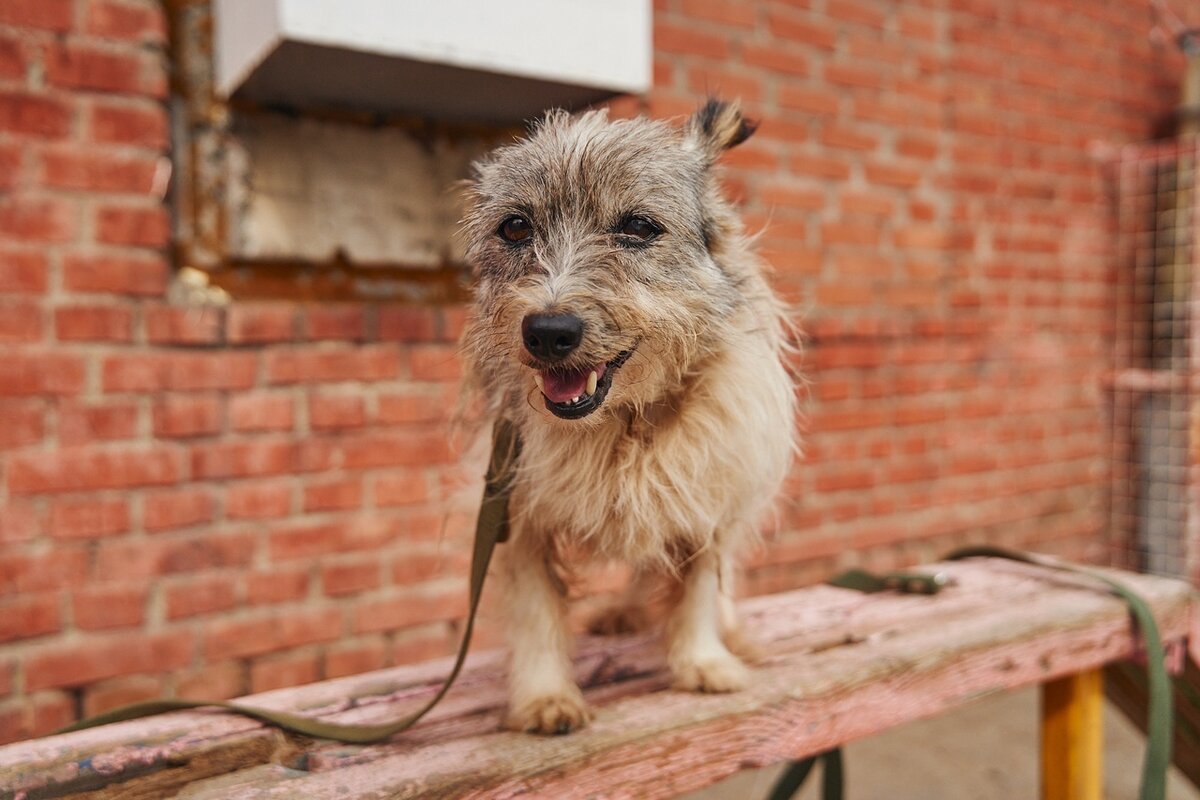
[0,0,1187,741]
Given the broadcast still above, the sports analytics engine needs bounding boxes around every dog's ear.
[686,98,758,160]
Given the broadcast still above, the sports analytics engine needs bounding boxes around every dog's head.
[462,100,757,424]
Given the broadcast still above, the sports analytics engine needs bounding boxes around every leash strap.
[53,420,521,744]
[768,545,1173,800]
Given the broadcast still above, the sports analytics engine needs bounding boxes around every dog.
[460,99,798,735]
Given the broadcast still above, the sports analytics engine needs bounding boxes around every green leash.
[768,545,1174,800]
[53,420,521,744]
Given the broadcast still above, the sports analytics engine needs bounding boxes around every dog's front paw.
[506,692,592,735]
[672,654,750,693]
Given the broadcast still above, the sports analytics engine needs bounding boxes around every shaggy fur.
[460,100,797,735]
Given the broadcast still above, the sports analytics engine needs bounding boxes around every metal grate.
[1111,135,1198,580]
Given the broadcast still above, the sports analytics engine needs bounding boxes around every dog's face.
[462,101,755,424]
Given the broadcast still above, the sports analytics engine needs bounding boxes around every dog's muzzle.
[533,347,636,420]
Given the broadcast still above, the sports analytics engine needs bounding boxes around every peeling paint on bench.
[0,558,1192,799]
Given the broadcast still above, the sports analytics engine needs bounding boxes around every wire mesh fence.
[1111,135,1197,580]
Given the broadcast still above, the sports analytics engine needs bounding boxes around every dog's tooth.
[586,370,598,396]
[534,374,544,392]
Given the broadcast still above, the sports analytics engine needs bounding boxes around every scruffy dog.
[461,100,797,735]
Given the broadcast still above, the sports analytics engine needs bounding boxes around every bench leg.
[1041,668,1103,800]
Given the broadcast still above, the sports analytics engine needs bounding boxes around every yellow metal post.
[1041,668,1104,800]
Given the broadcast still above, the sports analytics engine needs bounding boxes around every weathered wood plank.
[0,559,1192,800]
[1041,668,1103,800]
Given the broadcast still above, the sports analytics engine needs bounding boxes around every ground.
[683,686,1199,800]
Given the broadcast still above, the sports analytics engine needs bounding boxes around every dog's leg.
[502,531,591,734]
[667,549,750,693]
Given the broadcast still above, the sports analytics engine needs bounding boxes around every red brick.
[821,123,880,151]
[303,478,363,512]
[268,517,396,561]
[321,559,381,597]
[265,345,401,384]
[377,387,454,424]
[103,352,257,391]
[0,92,73,137]
[679,0,757,27]
[225,479,293,520]
[304,306,367,340]
[760,182,825,210]
[654,22,730,59]
[410,345,460,381]
[63,253,167,295]
[324,639,387,678]
[54,304,134,342]
[0,36,24,81]
[85,0,167,43]
[309,392,366,430]
[0,352,85,397]
[203,609,342,661]
[47,497,130,539]
[46,43,146,95]
[741,43,810,76]
[38,692,77,735]
[42,147,158,193]
[0,141,23,190]
[827,0,887,27]
[193,442,294,481]
[353,589,467,634]
[373,471,430,507]
[0,249,47,293]
[0,548,88,595]
[141,487,214,532]
[391,551,466,584]
[245,568,309,605]
[165,575,237,620]
[94,530,256,578]
[865,161,924,188]
[0,198,74,242]
[0,0,73,30]
[58,402,138,445]
[768,10,837,49]
[177,661,244,701]
[144,305,224,345]
[229,392,295,432]
[95,204,169,247]
[89,100,168,148]
[0,503,41,546]
[71,585,146,631]
[83,675,164,717]
[153,394,223,438]
[377,307,438,342]
[8,446,183,494]
[341,431,454,469]
[392,625,454,665]
[227,304,296,344]
[788,151,852,179]
[0,594,61,643]
[25,630,192,690]
[250,651,321,693]
[0,300,40,342]
[0,400,42,449]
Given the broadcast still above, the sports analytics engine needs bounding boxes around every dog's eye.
[618,216,662,243]
[498,216,532,243]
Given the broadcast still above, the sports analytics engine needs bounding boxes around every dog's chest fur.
[511,327,793,567]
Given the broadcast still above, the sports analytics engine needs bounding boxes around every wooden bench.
[1,557,1194,800]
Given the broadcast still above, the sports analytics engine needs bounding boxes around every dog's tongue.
[540,364,605,404]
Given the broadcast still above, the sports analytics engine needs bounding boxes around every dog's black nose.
[522,313,583,361]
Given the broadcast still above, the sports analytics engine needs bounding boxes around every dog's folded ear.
[686,98,758,160]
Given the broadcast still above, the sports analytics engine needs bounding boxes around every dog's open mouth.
[535,349,634,420]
